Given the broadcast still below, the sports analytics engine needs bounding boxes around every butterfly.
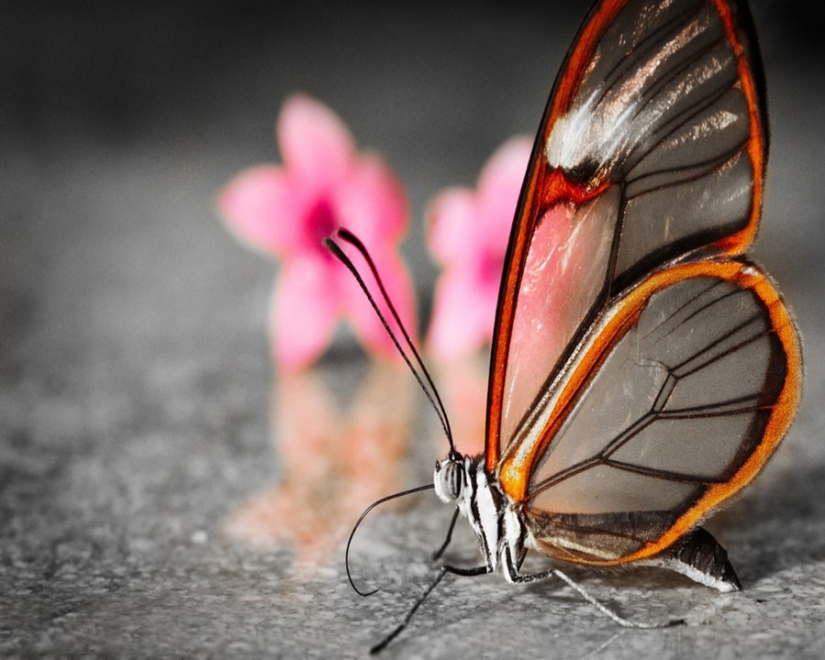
[327,0,802,652]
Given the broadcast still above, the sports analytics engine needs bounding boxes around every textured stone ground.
[2,2,824,658]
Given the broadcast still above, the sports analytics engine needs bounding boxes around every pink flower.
[217,94,416,370]
[426,136,532,361]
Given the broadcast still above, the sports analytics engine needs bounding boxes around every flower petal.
[334,153,408,246]
[477,136,532,245]
[426,188,478,264]
[478,136,532,200]
[427,268,493,361]
[278,94,355,192]
[344,252,417,362]
[271,258,342,370]
[218,165,305,255]
[425,136,532,361]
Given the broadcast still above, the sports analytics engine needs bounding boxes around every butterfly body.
[435,455,527,581]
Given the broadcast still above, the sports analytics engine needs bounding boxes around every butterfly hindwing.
[497,260,800,563]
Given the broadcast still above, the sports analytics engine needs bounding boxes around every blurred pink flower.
[426,136,532,361]
[218,94,416,370]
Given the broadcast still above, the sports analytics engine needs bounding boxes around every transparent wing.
[487,0,767,468]
[498,260,801,564]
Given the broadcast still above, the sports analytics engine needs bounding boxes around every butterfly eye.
[434,459,463,504]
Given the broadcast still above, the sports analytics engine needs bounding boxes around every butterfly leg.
[432,507,460,560]
[501,547,683,629]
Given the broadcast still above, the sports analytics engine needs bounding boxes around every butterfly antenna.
[345,483,435,597]
[324,229,456,455]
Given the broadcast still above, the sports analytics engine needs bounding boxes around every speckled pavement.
[2,2,824,658]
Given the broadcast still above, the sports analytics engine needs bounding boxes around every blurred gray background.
[2,1,824,657]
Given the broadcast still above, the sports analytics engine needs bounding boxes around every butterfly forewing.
[487,0,767,470]
[501,260,800,563]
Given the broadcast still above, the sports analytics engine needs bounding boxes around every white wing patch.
[544,7,721,178]
[545,91,640,173]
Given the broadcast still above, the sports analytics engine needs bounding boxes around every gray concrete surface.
[2,1,824,657]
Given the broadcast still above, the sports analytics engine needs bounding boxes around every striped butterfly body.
[331,0,802,652]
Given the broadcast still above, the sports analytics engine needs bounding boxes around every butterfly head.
[434,453,466,504]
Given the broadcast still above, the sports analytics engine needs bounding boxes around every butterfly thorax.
[434,454,528,580]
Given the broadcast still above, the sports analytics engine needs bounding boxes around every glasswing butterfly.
[327,0,802,652]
